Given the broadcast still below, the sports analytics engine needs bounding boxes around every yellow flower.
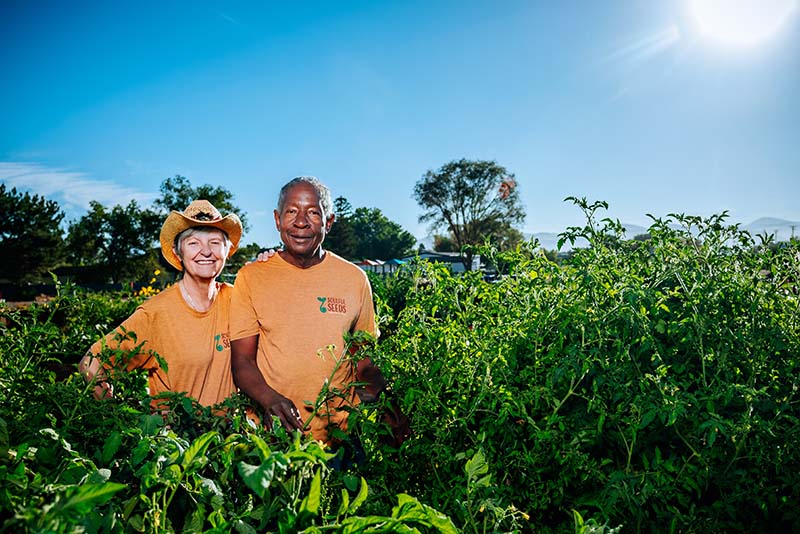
[154,269,161,276]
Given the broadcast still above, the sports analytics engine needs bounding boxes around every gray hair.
[277,176,334,221]
[174,227,232,263]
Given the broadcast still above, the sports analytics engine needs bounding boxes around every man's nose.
[294,211,309,227]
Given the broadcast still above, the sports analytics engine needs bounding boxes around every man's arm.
[231,335,304,432]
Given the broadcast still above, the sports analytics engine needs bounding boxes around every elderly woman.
[80,199,243,408]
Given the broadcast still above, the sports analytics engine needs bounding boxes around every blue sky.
[2,0,799,247]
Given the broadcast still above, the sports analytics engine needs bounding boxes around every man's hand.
[232,335,304,433]
[262,390,305,432]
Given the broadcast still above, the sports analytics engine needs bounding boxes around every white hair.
[277,176,334,221]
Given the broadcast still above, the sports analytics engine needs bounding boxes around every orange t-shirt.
[230,251,378,443]
[89,283,236,407]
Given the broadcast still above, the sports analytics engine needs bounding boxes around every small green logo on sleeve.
[317,297,327,313]
[214,333,230,352]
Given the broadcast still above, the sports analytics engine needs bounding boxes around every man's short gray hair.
[174,227,232,262]
[277,176,334,221]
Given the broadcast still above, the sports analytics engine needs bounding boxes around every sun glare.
[688,0,799,47]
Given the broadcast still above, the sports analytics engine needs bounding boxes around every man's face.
[274,182,334,262]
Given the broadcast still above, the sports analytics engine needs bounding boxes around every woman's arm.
[79,351,112,400]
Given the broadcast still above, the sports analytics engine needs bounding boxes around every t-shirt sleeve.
[230,267,260,340]
[353,273,379,339]
[88,307,160,371]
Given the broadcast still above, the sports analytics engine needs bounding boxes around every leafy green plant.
[3,204,799,533]
[367,199,800,532]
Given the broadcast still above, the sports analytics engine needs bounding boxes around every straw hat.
[159,200,243,271]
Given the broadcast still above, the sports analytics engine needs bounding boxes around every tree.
[414,159,525,270]
[155,175,250,232]
[0,184,65,283]
[67,200,162,284]
[325,197,358,258]
[224,242,264,276]
[433,234,457,252]
[350,207,417,260]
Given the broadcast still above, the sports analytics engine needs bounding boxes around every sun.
[688,0,799,47]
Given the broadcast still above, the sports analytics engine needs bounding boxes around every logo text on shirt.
[214,332,230,352]
[317,296,346,314]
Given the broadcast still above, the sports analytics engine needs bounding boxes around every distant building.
[402,251,480,273]
[355,258,406,275]
[354,250,481,275]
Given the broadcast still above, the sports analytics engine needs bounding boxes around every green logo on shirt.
[214,333,230,352]
[317,296,346,314]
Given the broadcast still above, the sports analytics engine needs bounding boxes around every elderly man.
[230,176,379,445]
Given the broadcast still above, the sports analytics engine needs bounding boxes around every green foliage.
[326,197,359,259]
[0,283,455,533]
[350,207,417,260]
[4,201,799,533]
[0,184,65,283]
[66,200,162,284]
[326,197,417,260]
[414,159,525,270]
[224,242,264,276]
[433,234,458,252]
[369,200,800,532]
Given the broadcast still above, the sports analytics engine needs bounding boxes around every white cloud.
[0,161,157,217]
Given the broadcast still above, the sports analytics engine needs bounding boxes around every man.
[230,177,378,445]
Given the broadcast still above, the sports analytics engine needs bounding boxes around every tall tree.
[414,159,525,270]
[433,234,457,252]
[350,207,417,260]
[325,196,358,259]
[155,175,250,232]
[67,200,162,284]
[0,184,65,283]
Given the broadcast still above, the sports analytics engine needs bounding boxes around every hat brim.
[159,211,243,271]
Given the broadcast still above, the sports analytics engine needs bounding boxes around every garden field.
[2,206,799,533]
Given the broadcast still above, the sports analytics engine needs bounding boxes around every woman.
[80,199,243,408]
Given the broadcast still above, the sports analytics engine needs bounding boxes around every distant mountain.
[744,218,799,242]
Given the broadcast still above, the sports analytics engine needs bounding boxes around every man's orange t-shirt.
[89,283,236,407]
[229,251,378,443]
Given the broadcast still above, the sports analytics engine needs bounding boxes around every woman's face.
[175,228,228,281]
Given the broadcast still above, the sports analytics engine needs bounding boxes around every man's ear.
[273,209,281,230]
[325,213,335,233]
